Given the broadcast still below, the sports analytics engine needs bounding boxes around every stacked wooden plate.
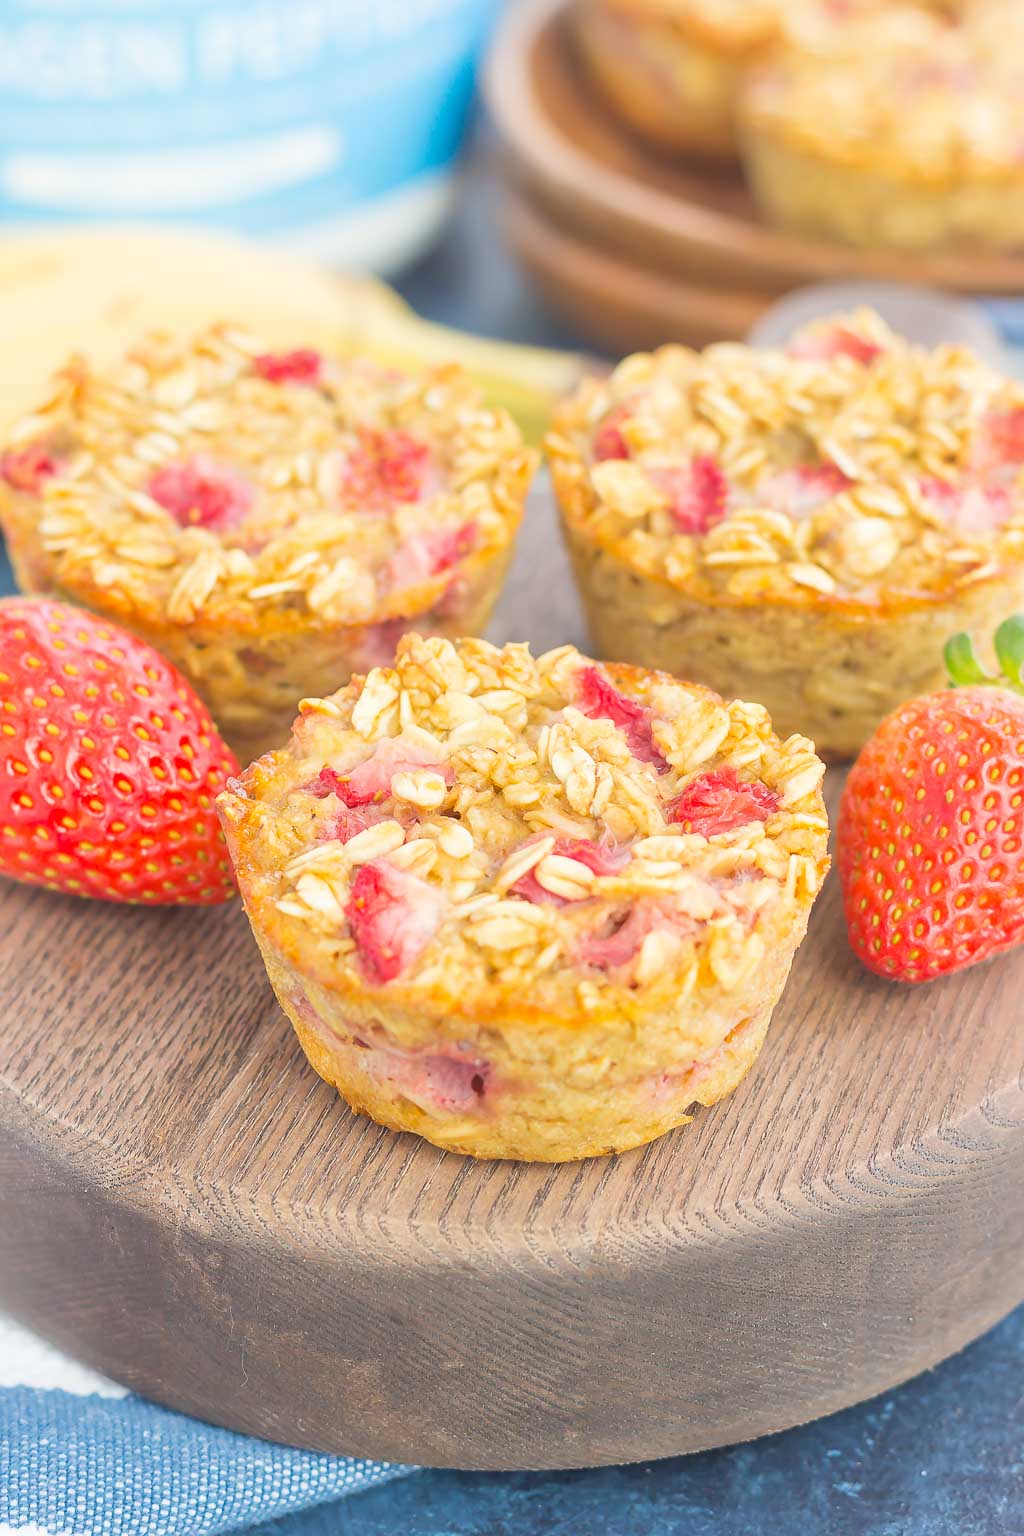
[485,0,1024,353]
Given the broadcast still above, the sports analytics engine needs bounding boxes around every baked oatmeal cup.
[572,0,955,165]
[547,311,1024,760]
[573,0,788,163]
[219,633,829,1162]
[740,3,1024,250]
[0,329,533,763]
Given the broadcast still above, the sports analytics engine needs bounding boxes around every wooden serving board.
[486,0,1024,349]
[0,485,1022,1471]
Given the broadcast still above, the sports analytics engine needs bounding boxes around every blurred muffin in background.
[740,2,1024,250]
[573,0,789,164]
[571,0,965,166]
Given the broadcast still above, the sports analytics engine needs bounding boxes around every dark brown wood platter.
[0,493,1022,1470]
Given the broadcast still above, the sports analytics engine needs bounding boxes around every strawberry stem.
[945,615,1024,694]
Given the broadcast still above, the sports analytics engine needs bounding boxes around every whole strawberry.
[838,616,1024,982]
[0,597,238,903]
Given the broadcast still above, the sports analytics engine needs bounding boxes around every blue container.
[0,0,502,271]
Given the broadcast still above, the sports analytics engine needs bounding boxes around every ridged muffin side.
[219,634,828,1162]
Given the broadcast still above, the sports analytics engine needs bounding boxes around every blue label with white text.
[0,0,499,233]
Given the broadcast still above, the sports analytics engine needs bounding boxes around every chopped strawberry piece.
[578,901,664,970]
[148,454,253,532]
[669,766,778,837]
[918,475,1013,535]
[649,455,729,536]
[577,665,667,770]
[906,59,977,95]
[593,404,632,462]
[788,323,884,365]
[1,444,61,494]
[756,463,852,519]
[309,777,390,843]
[511,835,630,906]
[414,1053,489,1111]
[346,860,444,984]
[578,887,711,970]
[340,428,434,509]
[556,837,629,878]
[252,348,323,385]
[323,802,391,844]
[329,1013,489,1110]
[311,766,348,799]
[970,408,1024,477]
[386,522,476,592]
[313,737,453,808]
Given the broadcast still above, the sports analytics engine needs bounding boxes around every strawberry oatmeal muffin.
[0,328,533,763]
[572,0,956,165]
[572,0,786,163]
[740,3,1024,250]
[547,311,1024,760]
[218,634,829,1162]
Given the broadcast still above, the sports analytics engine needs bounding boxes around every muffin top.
[587,0,959,54]
[219,634,828,1023]
[742,3,1024,177]
[547,311,1024,611]
[0,326,532,634]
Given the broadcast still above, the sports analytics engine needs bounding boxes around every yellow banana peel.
[0,226,585,443]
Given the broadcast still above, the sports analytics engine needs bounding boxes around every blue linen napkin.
[0,1316,413,1536]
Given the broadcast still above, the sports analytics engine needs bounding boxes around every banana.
[0,226,585,442]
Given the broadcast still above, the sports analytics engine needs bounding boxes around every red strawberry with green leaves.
[838,616,1024,982]
[0,597,238,904]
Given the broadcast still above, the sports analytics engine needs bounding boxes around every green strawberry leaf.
[994,616,1024,690]
[944,631,991,687]
[945,615,1024,695]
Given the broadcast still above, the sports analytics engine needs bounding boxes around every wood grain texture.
[1,484,1022,1471]
[485,0,1024,352]
[1,804,1022,1471]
